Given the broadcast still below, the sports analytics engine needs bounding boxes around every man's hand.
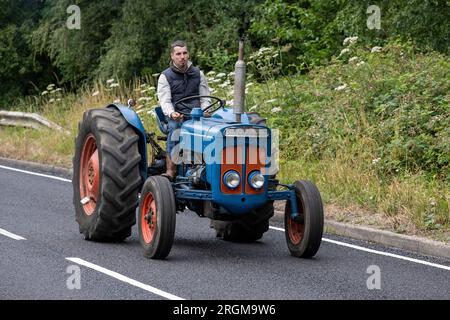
[203,111,211,118]
[170,111,183,121]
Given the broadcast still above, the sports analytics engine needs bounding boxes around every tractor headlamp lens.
[249,171,264,189]
[223,170,240,189]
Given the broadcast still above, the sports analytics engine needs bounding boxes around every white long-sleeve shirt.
[157,67,211,117]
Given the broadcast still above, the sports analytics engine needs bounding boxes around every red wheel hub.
[287,215,305,245]
[141,192,157,244]
[79,134,100,216]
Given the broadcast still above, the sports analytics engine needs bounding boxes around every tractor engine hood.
[178,110,273,214]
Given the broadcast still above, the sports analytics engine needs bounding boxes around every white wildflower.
[113,99,120,103]
[245,82,254,88]
[151,73,160,77]
[109,83,119,88]
[249,105,258,111]
[343,36,358,46]
[206,71,216,76]
[348,56,359,64]
[265,99,278,104]
[356,61,366,67]
[338,48,350,57]
[55,88,62,92]
[106,78,115,84]
[216,72,226,78]
[46,84,55,90]
[271,107,282,113]
[372,158,381,164]
[48,98,55,103]
[334,84,348,91]
[41,91,48,95]
[92,90,100,96]
[371,46,383,53]
[218,83,229,88]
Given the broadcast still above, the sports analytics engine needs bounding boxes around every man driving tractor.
[157,40,211,181]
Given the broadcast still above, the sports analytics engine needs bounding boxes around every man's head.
[170,40,189,70]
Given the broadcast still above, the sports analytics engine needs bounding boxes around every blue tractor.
[72,39,324,260]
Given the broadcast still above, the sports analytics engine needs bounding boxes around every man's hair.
[170,40,188,53]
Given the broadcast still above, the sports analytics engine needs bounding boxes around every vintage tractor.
[72,37,324,260]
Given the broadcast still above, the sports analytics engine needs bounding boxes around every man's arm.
[199,71,211,109]
[157,74,175,117]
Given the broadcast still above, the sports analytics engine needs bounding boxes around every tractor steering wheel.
[173,95,225,117]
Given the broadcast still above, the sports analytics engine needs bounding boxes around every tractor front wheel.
[138,176,176,259]
[284,180,324,258]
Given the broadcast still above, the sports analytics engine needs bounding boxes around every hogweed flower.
[338,48,350,57]
[334,84,348,91]
[343,36,358,46]
[371,46,383,53]
[271,107,282,113]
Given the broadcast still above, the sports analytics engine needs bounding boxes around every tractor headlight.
[223,170,240,189]
[248,171,265,189]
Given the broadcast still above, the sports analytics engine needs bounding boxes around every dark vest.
[162,65,201,112]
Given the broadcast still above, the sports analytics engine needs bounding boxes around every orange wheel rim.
[141,192,157,244]
[288,215,304,245]
[287,197,305,245]
[79,134,99,216]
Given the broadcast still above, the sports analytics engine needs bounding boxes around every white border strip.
[269,226,450,271]
[0,228,26,240]
[0,165,71,182]
[66,257,185,300]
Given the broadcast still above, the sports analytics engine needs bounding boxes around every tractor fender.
[106,104,147,181]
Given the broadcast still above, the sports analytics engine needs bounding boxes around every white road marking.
[0,165,71,182]
[0,228,26,240]
[269,226,450,271]
[66,257,185,300]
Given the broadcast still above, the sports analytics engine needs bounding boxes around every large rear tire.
[138,176,176,259]
[72,108,142,241]
[285,180,323,258]
[214,201,274,242]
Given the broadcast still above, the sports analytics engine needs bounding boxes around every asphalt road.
[0,164,449,300]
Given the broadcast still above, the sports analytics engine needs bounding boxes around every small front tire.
[138,176,176,259]
[285,180,324,258]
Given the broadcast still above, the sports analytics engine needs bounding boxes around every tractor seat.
[154,106,169,135]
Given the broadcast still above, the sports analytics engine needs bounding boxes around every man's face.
[171,46,189,69]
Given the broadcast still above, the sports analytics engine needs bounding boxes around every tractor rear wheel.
[214,201,274,242]
[138,176,176,259]
[285,180,324,258]
[72,107,142,241]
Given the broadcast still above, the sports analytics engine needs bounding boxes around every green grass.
[1,41,448,242]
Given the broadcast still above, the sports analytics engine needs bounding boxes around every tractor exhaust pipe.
[233,39,245,123]
[233,15,248,123]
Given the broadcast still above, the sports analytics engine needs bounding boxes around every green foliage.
[250,0,449,73]
[249,40,449,182]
